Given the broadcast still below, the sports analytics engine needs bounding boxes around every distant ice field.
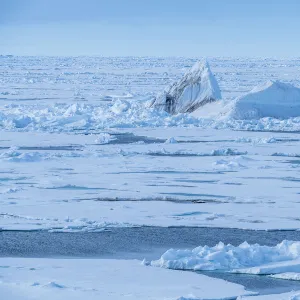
[1,56,300,231]
[1,56,300,131]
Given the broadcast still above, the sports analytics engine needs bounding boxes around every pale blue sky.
[1,0,300,57]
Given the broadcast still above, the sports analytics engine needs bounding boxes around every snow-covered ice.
[239,291,300,299]
[152,60,221,114]
[1,127,300,231]
[230,80,300,119]
[94,132,116,144]
[0,258,251,300]
[270,273,300,281]
[2,56,300,298]
[151,240,300,275]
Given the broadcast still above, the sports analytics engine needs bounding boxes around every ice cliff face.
[152,61,221,114]
[230,80,300,119]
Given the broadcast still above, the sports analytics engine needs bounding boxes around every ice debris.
[95,133,116,144]
[151,240,300,274]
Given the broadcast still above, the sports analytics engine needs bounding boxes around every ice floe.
[238,291,300,299]
[230,81,300,119]
[270,272,300,281]
[0,258,250,300]
[151,240,300,275]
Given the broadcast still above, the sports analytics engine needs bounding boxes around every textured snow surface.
[1,57,300,231]
[0,258,250,300]
[152,60,221,114]
[151,241,300,274]
[231,81,300,119]
[1,56,300,132]
[2,56,300,298]
[1,128,300,231]
[270,273,300,281]
[239,291,300,300]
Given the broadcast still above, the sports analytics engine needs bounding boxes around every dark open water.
[1,226,300,295]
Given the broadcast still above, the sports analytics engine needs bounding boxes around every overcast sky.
[1,0,300,57]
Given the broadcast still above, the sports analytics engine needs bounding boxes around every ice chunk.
[231,80,300,119]
[165,137,178,144]
[111,99,131,114]
[270,272,300,281]
[238,291,300,300]
[151,240,300,274]
[95,133,116,144]
[152,60,221,114]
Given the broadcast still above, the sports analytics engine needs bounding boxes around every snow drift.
[230,80,300,119]
[151,240,300,274]
[152,60,221,114]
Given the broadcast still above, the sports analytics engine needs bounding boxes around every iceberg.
[231,80,300,119]
[152,60,221,114]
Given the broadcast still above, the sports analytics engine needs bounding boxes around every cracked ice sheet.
[2,200,300,231]
[1,129,300,230]
[0,258,251,300]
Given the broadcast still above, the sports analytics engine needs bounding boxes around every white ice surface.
[0,258,250,300]
[270,272,300,281]
[152,60,221,114]
[1,57,300,132]
[238,291,300,300]
[231,81,300,119]
[151,241,300,275]
[0,128,300,231]
[1,57,300,231]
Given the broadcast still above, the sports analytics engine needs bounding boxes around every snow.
[2,56,300,298]
[0,258,251,300]
[94,132,116,144]
[152,60,221,114]
[2,57,300,131]
[230,81,300,119]
[151,240,300,275]
[239,291,300,300]
[270,273,300,281]
[1,57,300,231]
[111,99,131,114]
[1,127,300,231]
[165,137,178,144]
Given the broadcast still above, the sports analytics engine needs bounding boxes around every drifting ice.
[231,80,300,119]
[152,60,221,114]
[151,240,300,274]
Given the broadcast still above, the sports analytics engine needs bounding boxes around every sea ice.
[152,60,221,114]
[230,80,300,119]
[238,291,300,299]
[151,240,300,275]
[111,99,131,114]
[94,132,116,144]
[0,258,250,300]
[270,272,300,281]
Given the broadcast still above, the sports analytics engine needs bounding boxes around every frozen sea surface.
[0,128,300,230]
[2,56,300,299]
[2,228,300,295]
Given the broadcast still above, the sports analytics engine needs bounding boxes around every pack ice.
[230,80,300,119]
[152,60,221,114]
[151,240,300,275]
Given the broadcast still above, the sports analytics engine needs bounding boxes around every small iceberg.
[230,80,300,119]
[152,60,221,114]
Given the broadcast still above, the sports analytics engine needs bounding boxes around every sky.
[1,0,300,57]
